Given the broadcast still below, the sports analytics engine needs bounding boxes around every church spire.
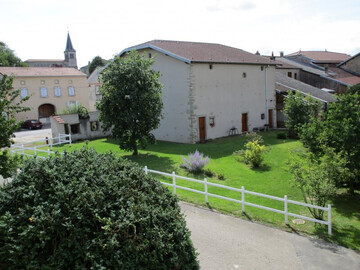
[64,32,77,68]
[65,32,75,52]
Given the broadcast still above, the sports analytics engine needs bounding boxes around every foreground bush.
[0,148,199,269]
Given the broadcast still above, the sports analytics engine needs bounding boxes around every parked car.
[21,120,43,130]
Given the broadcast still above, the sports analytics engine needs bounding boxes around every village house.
[0,67,90,123]
[119,40,277,144]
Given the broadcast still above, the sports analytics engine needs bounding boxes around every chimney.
[324,64,329,73]
[255,50,260,55]
[280,51,284,57]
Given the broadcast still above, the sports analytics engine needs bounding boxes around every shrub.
[181,150,210,174]
[277,132,287,139]
[243,140,266,167]
[60,103,89,119]
[203,168,215,178]
[0,148,199,269]
[217,173,226,181]
[245,132,264,145]
[0,150,22,178]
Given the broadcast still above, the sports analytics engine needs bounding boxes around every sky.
[1,0,360,68]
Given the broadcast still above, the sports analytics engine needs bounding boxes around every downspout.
[265,65,268,126]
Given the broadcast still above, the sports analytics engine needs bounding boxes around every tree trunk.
[131,135,138,156]
[349,178,355,196]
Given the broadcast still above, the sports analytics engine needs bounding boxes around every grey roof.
[87,66,105,84]
[277,57,328,76]
[276,72,336,103]
[65,32,75,52]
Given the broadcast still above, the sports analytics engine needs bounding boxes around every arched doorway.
[38,104,55,118]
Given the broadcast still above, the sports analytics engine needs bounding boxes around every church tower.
[64,32,77,68]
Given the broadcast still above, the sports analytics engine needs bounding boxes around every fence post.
[47,149,51,157]
[144,166,148,175]
[328,204,332,235]
[50,137,53,150]
[22,144,24,155]
[284,195,288,224]
[58,133,61,144]
[69,133,72,145]
[34,146,37,156]
[172,172,176,195]
[204,178,208,203]
[241,186,245,213]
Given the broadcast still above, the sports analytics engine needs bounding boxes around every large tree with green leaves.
[88,55,106,75]
[283,91,321,138]
[0,75,30,176]
[97,51,163,155]
[0,42,27,67]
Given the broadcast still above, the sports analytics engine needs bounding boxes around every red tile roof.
[286,51,350,63]
[328,67,360,86]
[122,40,276,65]
[0,67,86,77]
[52,116,65,124]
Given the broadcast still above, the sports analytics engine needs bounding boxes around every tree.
[88,55,106,75]
[283,91,321,138]
[0,42,27,67]
[288,148,347,220]
[0,148,199,269]
[97,51,163,155]
[299,89,360,195]
[0,75,30,177]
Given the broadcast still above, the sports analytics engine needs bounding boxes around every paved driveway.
[13,128,52,144]
[180,202,360,270]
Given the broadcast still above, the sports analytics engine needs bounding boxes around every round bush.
[0,148,199,269]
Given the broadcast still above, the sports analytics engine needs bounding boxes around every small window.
[209,64,213,70]
[40,87,48,98]
[70,54,74,59]
[55,79,59,84]
[261,66,264,71]
[148,53,152,58]
[95,85,100,95]
[288,72,292,78]
[70,124,80,134]
[41,80,45,85]
[20,88,28,99]
[90,121,99,131]
[261,113,265,120]
[243,72,247,78]
[54,86,61,97]
[68,86,75,96]
[294,73,297,80]
[20,80,25,85]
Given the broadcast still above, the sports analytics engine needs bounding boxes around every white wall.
[191,63,276,141]
[141,49,192,143]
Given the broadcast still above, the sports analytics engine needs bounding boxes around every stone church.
[25,33,78,69]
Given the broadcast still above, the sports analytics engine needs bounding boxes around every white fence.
[144,166,332,235]
[10,133,72,159]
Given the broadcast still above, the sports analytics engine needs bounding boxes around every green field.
[37,131,360,250]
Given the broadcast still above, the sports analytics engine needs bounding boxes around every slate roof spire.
[65,32,76,52]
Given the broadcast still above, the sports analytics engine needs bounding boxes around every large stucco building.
[120,40,277,144]
[0,67,89,123]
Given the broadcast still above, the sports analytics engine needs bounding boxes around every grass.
[38,131,360,251]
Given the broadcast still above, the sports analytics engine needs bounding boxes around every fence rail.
[144,166,332,235]
[10,133,72,159]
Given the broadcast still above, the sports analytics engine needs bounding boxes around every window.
[294,73,297,80]
[20,88,28,99]
[70,124,80,134]
[40,87,48,97]
[242,72,247,78]
[288,72,292,78]
[68,86,75,96]
[261,66,264,71]
[66,100,78,108]
[95,85,100,95]
[90,121,99,131]
[70,54,74,59]
[209,64,213,70]
[54,86,61,97]
[148,53,152,58]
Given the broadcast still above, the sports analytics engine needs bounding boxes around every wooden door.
[242,113,248,132]
[199,117,206,141]
[38,104,55,118]
[268,109,273,128]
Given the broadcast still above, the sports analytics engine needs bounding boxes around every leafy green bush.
[0,148,199,269]
[243,140,266,167]
[245,131,264,145]
[60,103,89,119]
[0,150,22,178]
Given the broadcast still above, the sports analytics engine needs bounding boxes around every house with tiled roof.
[0,67,89,123]
[119,40,277,143]
[282,50,360,93]
[337,52,360,77]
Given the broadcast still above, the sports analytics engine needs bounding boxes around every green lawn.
[46,131,360,251]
